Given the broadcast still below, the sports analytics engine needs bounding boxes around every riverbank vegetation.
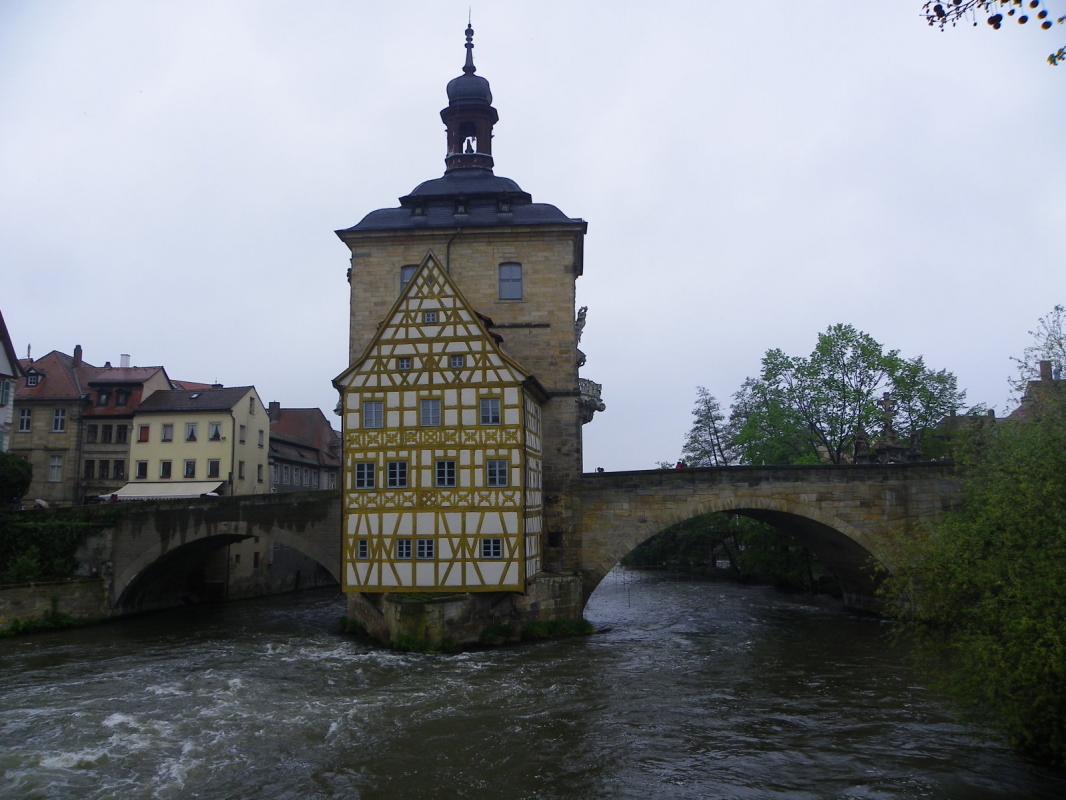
[0,510,114,584]
[881,402,1066,766]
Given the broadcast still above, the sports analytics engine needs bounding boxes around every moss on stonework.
[0,610,83,639]
[520,618,595,641]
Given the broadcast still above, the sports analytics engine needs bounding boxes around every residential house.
[0,309,23,452]
[267,402,340,492]
[123,386,270,499]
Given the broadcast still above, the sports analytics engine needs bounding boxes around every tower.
[334,24,600,624]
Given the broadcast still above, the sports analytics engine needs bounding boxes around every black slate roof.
[337,168,586,236]
[136,386,254,413]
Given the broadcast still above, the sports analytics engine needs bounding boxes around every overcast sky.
[2,1,1063,471]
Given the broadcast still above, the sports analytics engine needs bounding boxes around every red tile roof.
[269,407,340,467]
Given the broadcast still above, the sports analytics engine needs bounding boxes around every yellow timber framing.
[334,251,546,593]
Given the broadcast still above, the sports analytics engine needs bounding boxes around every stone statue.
[574,306,588,345]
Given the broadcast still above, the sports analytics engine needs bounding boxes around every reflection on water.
[1,570,1063,799]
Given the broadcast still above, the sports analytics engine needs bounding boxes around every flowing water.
[1,570,1064,799]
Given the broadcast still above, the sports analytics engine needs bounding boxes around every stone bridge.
[573,462,960,610]
[77,463,958,615]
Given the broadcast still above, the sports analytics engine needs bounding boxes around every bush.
[0,452,31,507]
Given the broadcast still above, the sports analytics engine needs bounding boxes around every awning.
[100,481,224,501]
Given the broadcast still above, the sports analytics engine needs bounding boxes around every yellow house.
[118,386,270,499]
[334,253,545,592]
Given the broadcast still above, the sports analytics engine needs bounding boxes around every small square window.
[115,390,129,407]
[27,374,39,387]
[184,459,196,479]
[420,399,441,426]
[387,461,408,488]
[397,356,412,371]
[395,539,412,560]
[422,310,438,324]
[355,462,375,489]
[481,538,503,559]
[357,539,369,559]
[480,397,501,425]
[96,391,109,407]
[487,459,509,487]
[449,354,465,369]
[416,539,434,560]
[363,401,384,429]
[435,460,456,487]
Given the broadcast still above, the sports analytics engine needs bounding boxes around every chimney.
[73,344,82,366]
[986,408,996,418]
[120,353,131,368]
[211,383,224,389]
[1039,360,1053,381]
[268,401,281,421]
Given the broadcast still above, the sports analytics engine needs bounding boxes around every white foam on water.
[39,747,109,769]
[145,683,186,697]
[102,712,138,729]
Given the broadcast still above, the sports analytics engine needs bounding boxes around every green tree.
[729,324,965,465]
[882,401,1066,765]
[681,387,733,467]
[1010,303,1065,394]
[0,452,31,507]
[922,1,1066,66]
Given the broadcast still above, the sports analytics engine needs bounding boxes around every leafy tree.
[681,387,734,467]
[1010,303,1065,394]
[882,401,1066,765]
[922,0,1066,66]
[729,324,965,465]
[0,452,31,507]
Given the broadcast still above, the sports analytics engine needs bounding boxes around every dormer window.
[498,198,511,213]
[96,391,110,407]
[27,374,39,387]
[115,390,129,406]
[455,201,467,215]
[412,205,425,217]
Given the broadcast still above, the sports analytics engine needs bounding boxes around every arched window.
[498,262,522,300]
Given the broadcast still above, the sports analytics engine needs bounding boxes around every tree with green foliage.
[0,452,31,508]
[922,0,1066,65]
[882,400,1066,765]
[681,387,734,467]
[729,324,965,465]
[1010,303,1065,394]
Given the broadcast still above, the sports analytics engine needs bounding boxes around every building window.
[271,464,278,484]
[116,425,128,444]
[355,462,375,489]
[84,460,95,480]
[257,464,264,483]
[416,539,434,560]
[160,460,172,479]
[185,423,198,442]
[282,464,290,484]
[52,408,66,432]
[258,429,264,448]
[249,397,256,415]
[115,390,129,407]
[113,460,125,480]
[101,424,113,444]
[86,424,98,443]
[422,310,439,324]
[395,539,412,560]
[449,354,465,369]
[481,538,503,559]
[400,264,418,293]
[27,373,40,387]
[420,399,441,426]
[238,461,246,480]
[397,356,412,371]
[239,424,247,443]
[356,539,369,559]
[161,424,173,442]
[387,461,407,488]
[18,409,31,432]
[435,460,456,487]
[208,421,222,441]
[48,455,62,482]
[487,459,509,487]
[499,262,523,300]
[363,401,384,429]
[253,551,260,569]
[96,391,109,407]
[138,424,150,443]
[328,472,337,489]
[135,461,148,480]
[184,459,196,479]
[208,459,220,479]
[0,380,9,406]
[99,460,110,480]
[480,397,501,425]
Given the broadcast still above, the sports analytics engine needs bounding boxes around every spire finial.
[463,19,476,75]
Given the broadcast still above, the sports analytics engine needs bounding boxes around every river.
[1,570,1064,799]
